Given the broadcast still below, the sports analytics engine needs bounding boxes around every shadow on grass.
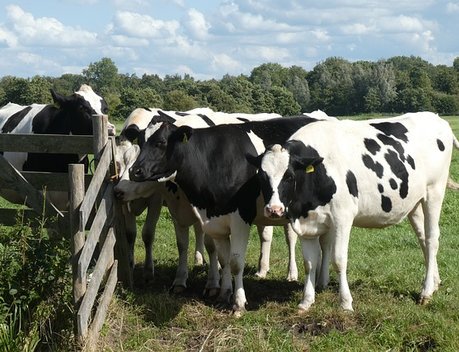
[123,262,317,322]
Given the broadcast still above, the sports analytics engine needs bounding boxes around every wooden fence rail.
[0,115,130,351]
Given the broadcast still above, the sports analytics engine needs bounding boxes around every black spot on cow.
[198,114,216,126]
[364,138,380,155]
[389,178,398,190]
[2,106,32,133]
[406,155,416,170]
[376,133,406,162]
[370,122,408,142]
[384,150,409,198]
[166,181,178,194]
[381,195,392,212]
[378,184,384,193]
[362,154,384,178]
[346,170,358,197]
[437,139,445,151]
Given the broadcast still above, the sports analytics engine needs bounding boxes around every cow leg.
[203,233,220,297]
[142,194,162,281]
[123,205,137,274]
[193,222,205,266]
[214,236,232,304]
[317,230,332,291]
[171,218,190,293]
[230,218,251,317]
[419,188,444,304]
[331,222,353,311]
[284,224,298,281]
[255,225,273,278]
[298,236,321,312]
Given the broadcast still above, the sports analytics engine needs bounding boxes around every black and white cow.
[0,84,113,209]
[128,116,322,315]
[114,107,301,293]
[253,112,459,312]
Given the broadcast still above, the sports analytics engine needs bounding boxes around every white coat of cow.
[255,112,459,312]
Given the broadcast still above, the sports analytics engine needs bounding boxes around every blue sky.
[0,0,458,80]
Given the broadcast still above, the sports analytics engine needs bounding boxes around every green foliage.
[1,55,459,116]
[163,89,197,111]
[0,214,72,351]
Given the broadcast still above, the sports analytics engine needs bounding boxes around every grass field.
[91,115,459,351]
[2,115,459,351]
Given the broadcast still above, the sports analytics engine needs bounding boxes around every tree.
[82,57,120,94]
[22,76,53,104]
[269,86,301,115]
[307,57,354,115]
[114,87,163,120]
[250,63,287,89]
[163,89,197,111]
[0,76,29,105]
[285,67,310,111]
[219,75,254,112]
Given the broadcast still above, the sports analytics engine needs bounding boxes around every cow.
[128,115,323,315]
[114,107,300,293]
[252,112,459,312]
[0,84,114,210]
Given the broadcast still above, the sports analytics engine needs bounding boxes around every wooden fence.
[0,115,131,351]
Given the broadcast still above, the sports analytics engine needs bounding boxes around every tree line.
[1,55,459,119]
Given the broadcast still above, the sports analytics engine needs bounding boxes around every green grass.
[1,115,458,351]
[93,115,459,351]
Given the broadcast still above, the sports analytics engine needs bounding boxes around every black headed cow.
[254,112,459,312]
[128,116,320,315]
[0,84,113,209]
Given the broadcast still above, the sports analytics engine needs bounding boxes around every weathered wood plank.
[79,140,113,232]
[113,198,133,288]
[77,183,114,280]
[77,228,115,339]
[70,164,86,310]
[84,260,118,352]
[0,155,63,219]
[0,134,94,154]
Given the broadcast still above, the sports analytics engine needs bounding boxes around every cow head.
[252,141,327,219]
[129,121,191,182]
[50,84,114,135]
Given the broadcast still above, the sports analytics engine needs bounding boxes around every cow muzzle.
[264,204,285,218]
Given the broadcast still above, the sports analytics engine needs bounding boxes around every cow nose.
[265,204,285,218]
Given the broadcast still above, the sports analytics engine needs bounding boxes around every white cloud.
[5,5,98,47]
[446,2,459,13]
[211,53,242,73]
[186,8,211,40]
[341,23,373,35]
[243,46,290,62]
[112,11,180,39]
[0,28,18,48]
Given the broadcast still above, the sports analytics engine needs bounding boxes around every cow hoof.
[297,302,313,313]
[287,274,298,282]
[203,287,219,298]
[194,253,205,266]
[419,296,431,305]
[255,270,268,279]
[217,289,233,306]
[170,285,186,295]
[232,306,246,318]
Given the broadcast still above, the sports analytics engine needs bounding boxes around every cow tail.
[447,134,459,190]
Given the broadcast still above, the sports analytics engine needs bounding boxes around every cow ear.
[50,89,68,106]
[123,125,141,142]
[171,125,193,145]
[246,153,263,169]
[291,155,323,173]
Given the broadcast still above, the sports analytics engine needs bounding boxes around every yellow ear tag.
[305,165,315,174]
[182,134,188,143]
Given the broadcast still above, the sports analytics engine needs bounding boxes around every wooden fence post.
[69,164,86,314]
[92,114,108,162]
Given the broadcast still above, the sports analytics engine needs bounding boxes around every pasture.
[93,115,459,351]
[1,115,459,351]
